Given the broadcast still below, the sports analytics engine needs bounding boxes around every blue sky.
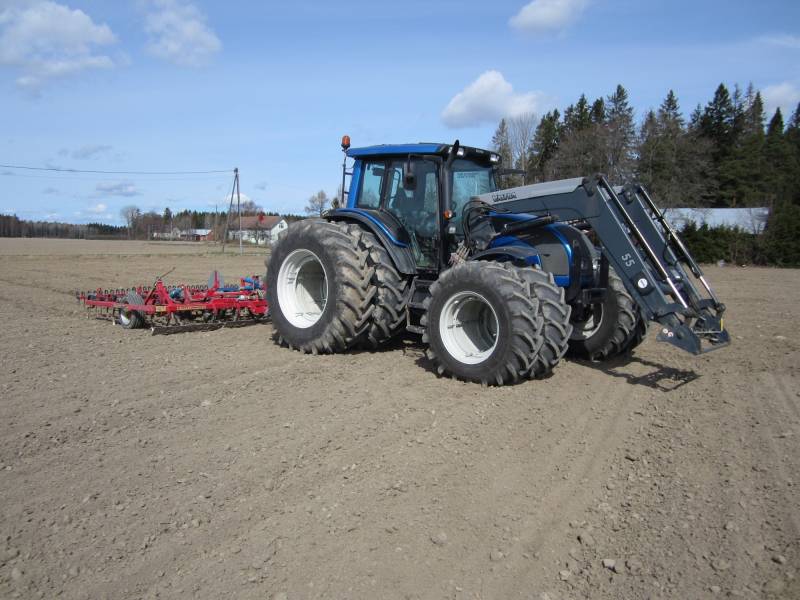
[1,0,799,224]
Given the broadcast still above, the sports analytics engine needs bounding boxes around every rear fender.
[326,208,417,275]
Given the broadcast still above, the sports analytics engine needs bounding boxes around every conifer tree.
[563,94,591,132]
[637,110,660,192]
[689,103,703,132]
[605,84,636,180]
[590,98,605,125]
[763,108,795,207]
[527,110,561,183]
[716,87,767,207]
[637,90,713,207]
[659,90,683,129]
[491,118,515,188]
[491,118,513,163]
[700,84,735,161]
[785,103,800,205]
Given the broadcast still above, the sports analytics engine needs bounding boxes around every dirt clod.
[489,550,504,562]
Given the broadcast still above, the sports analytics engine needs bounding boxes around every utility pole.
[213,204,218,245]
[237,168,242,255]
[221,168,240,254]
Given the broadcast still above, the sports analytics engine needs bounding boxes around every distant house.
[664,207,769,234]
[153,228,214,241]
[229,215,288,245]
[184,228,212,241]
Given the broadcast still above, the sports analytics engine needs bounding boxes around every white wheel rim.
[571,307,603,341]
[277,249,328,328]
[119,308,132,326]
[439,291,499,365]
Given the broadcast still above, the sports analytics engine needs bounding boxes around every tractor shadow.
[348,335,414,356]
[574,354,700,392]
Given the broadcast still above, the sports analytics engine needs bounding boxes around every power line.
[0,163,232,175]
[1,172,231,182]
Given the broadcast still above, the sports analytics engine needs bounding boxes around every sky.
[1,0,799,224]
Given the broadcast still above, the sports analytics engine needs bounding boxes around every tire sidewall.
[266,224,349,347]
[426,268,517,381]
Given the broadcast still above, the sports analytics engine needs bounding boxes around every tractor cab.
[337,140,500,271]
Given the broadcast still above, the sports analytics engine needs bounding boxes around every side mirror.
[403,159,416,190]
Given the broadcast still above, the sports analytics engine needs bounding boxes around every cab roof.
[346,143,498,164]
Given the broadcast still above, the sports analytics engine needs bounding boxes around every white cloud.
[70,144,112,159]
[509,0,589,35]
[73,207,114,222]
[762,82,800,120]
[441,70,550,128]
[87,202,107,213]
[96,181,140,197]
[0,1,116,89]
[757,34,800,50]
[144,0,221,67]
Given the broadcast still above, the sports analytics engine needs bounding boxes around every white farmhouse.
[229,215,289,245]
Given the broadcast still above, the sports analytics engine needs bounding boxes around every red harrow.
[77,270,269,335]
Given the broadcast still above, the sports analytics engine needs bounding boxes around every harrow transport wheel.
[568,268,637,361]
[516,267,572,378]
[422,262,542,386]
[266,220,375,353]
[353,227,410,348]
[118,291,145,329]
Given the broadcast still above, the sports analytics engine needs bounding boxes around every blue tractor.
[265,138,729,385]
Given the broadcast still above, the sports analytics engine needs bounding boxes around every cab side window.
[357,162,383,209]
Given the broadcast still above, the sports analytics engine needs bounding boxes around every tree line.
[0,203,306,240]
[491,82,800,265]
[0,215,126,239]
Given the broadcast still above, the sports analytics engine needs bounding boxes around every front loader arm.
[472,175,730,355]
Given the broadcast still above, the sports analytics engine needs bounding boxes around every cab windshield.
[449,159,496,232]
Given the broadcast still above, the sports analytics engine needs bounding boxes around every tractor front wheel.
[567,268,638,360]
[422,262,542,385]
[516,267,572,378]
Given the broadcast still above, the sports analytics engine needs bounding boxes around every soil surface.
[0,239,798,600]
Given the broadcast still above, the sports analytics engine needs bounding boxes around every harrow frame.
[77,271,269,334]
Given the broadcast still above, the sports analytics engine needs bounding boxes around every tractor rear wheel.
[567,268,637,361]
[422,262,542,385]
[353,227,410,348]
[118,291,145,329]
[266,220,375,353]
[516,268,572,378]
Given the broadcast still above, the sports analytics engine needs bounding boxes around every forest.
[490,82,800,265]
